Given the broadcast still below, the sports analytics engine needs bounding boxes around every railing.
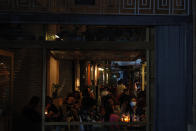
[44,121,146,131]
[0,0,190,15]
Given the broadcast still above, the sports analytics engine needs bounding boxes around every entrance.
[45,49,150,131]
[43,25,153,131]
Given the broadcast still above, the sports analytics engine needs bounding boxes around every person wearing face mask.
[130,99,137,107]
[129,98,139,122]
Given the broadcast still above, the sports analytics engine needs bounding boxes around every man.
[116,79,126,97]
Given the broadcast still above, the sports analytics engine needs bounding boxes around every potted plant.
[52,83,61,99]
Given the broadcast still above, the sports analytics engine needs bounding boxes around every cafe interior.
[46,49,147,124]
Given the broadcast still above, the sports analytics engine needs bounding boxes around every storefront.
[43,26,153,131]
[0,9,193,131]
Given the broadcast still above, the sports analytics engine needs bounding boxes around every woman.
[104,97,120,131]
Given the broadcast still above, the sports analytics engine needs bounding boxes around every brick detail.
[13,48,43,114]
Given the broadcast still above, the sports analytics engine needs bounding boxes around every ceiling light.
[98,68,104,71]
[55,35,60,38]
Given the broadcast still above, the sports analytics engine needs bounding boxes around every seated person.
[45,96,62,122]
[64,93,79,121]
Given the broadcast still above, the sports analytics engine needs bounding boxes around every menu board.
[0,55,11,115]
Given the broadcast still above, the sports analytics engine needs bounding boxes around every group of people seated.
[20,80,146,131]
[44,82,146,127]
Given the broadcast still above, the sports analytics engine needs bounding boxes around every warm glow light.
[55,35,60,38]
[45,111,48,115]
[132,114,138,122]
[98,68,104,71]
[106,73,109,84]
[95,65,97,80]
[124,117,129,122]
[45,32,56,41]
[103,71,105,82]
[90,65,94,80]
[94,65,98,85]
[121,117,124,121]
[142,63,147,91]
[121,114,130,123]
[76,78,80,87]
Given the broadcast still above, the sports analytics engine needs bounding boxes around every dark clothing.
[119,93,130,106]
[65,104,80,121]
[21,106,41,131]
[22,106,41,123]
[48,104,58,114]
[47,104,63,121]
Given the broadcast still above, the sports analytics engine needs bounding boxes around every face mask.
[130,102,136,107]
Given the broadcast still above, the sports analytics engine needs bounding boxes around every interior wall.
[48,56,59,96]
[59,60,73,97]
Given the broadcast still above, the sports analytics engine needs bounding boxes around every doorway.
[45,49,150,130]
[43,25,153,131]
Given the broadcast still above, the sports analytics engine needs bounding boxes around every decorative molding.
[0,0,190,15]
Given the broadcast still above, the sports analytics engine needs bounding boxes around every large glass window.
[44,50,147,131]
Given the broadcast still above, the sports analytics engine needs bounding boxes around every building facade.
[0,0,195,131]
